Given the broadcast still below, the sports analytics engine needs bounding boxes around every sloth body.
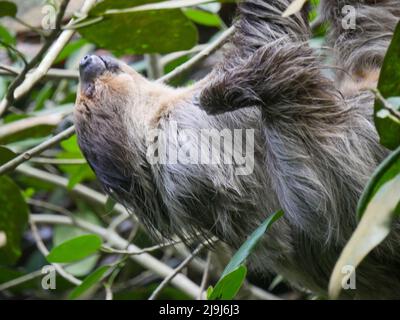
[75,0,400,298]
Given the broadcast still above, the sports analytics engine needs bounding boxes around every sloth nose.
[79,55,107,83]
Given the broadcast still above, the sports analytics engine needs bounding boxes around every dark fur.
[75,0,400,298]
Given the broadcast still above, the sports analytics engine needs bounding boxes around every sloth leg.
[199,0,342,120]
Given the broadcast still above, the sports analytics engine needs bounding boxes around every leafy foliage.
[0,176,28,265]
[208,210,283,300]
[329,22,400,299]
[46,234,102,263]
[68,265,110,300]
[208,265,247,300]
[77,0,198,54]
[374,21,400,150]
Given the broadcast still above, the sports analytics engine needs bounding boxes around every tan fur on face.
[75,61,201,140]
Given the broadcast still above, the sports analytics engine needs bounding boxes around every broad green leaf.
[357,147,400,219]
[184,9,222,27]
[0,1,17,18]
[53,212,102,277]
[68,265,110,300]
[221,210,283,278]
[329,173,400,299]
[0,176,28,265]
[208,265,247,300]
[374,21,400,150]
[77,0,198,54]
[46,234,102,263]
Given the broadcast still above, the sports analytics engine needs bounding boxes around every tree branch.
[0,113,66,141]
[0,0,97,116]
[158,26,235,84]
[15,164,129,217]
[0,270,43,292]
[198,251,211,300]
[29,219,82,286]
[0,65,79,80]
[31,213,203,299]
[0,126,76,176]
[371,88,400,120]
[148,244,205,300]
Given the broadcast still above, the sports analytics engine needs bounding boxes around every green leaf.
[68,265,110,300]
[357,147,400,219]
[374,21,400,150]
[0,1,17,18]
[208,265,247,300]
[53,211,102,277]
[0,145,16,165]
[184,9,222,27]
[77,0,198,54]
[0,24,15,45]
[329,169,400,299]
[221,210,283,278]
[0,176,28,265]
[47,234,102,263]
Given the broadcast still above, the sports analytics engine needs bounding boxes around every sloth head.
[75,55,154,122]
[73,55,192,206]
[73,55,161,197]
[75,55,187,131]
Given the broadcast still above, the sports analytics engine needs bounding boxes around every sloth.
[74,0,400,299]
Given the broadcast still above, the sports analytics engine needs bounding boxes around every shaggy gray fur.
[75,0,400,298]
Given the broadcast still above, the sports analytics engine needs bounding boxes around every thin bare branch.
[158,26,235,84]
[16,164,129,217]
[0,126,76,176]
[148,244,205,300]
[31,213,203,299]
[371,88,400,120]
[0,65,79,80]
[29,157,87,165]
[198,251,211,300]
[101,239,184,256]
[0,0,97,116]
[0,113,66,141]
[0,0,71,116]
[0,270,43,292]
[29,219,82,286]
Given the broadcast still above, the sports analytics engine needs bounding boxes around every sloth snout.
[79,55,107,83]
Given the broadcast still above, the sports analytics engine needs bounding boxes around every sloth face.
[75,55,147,117]
[74,55,149,195]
